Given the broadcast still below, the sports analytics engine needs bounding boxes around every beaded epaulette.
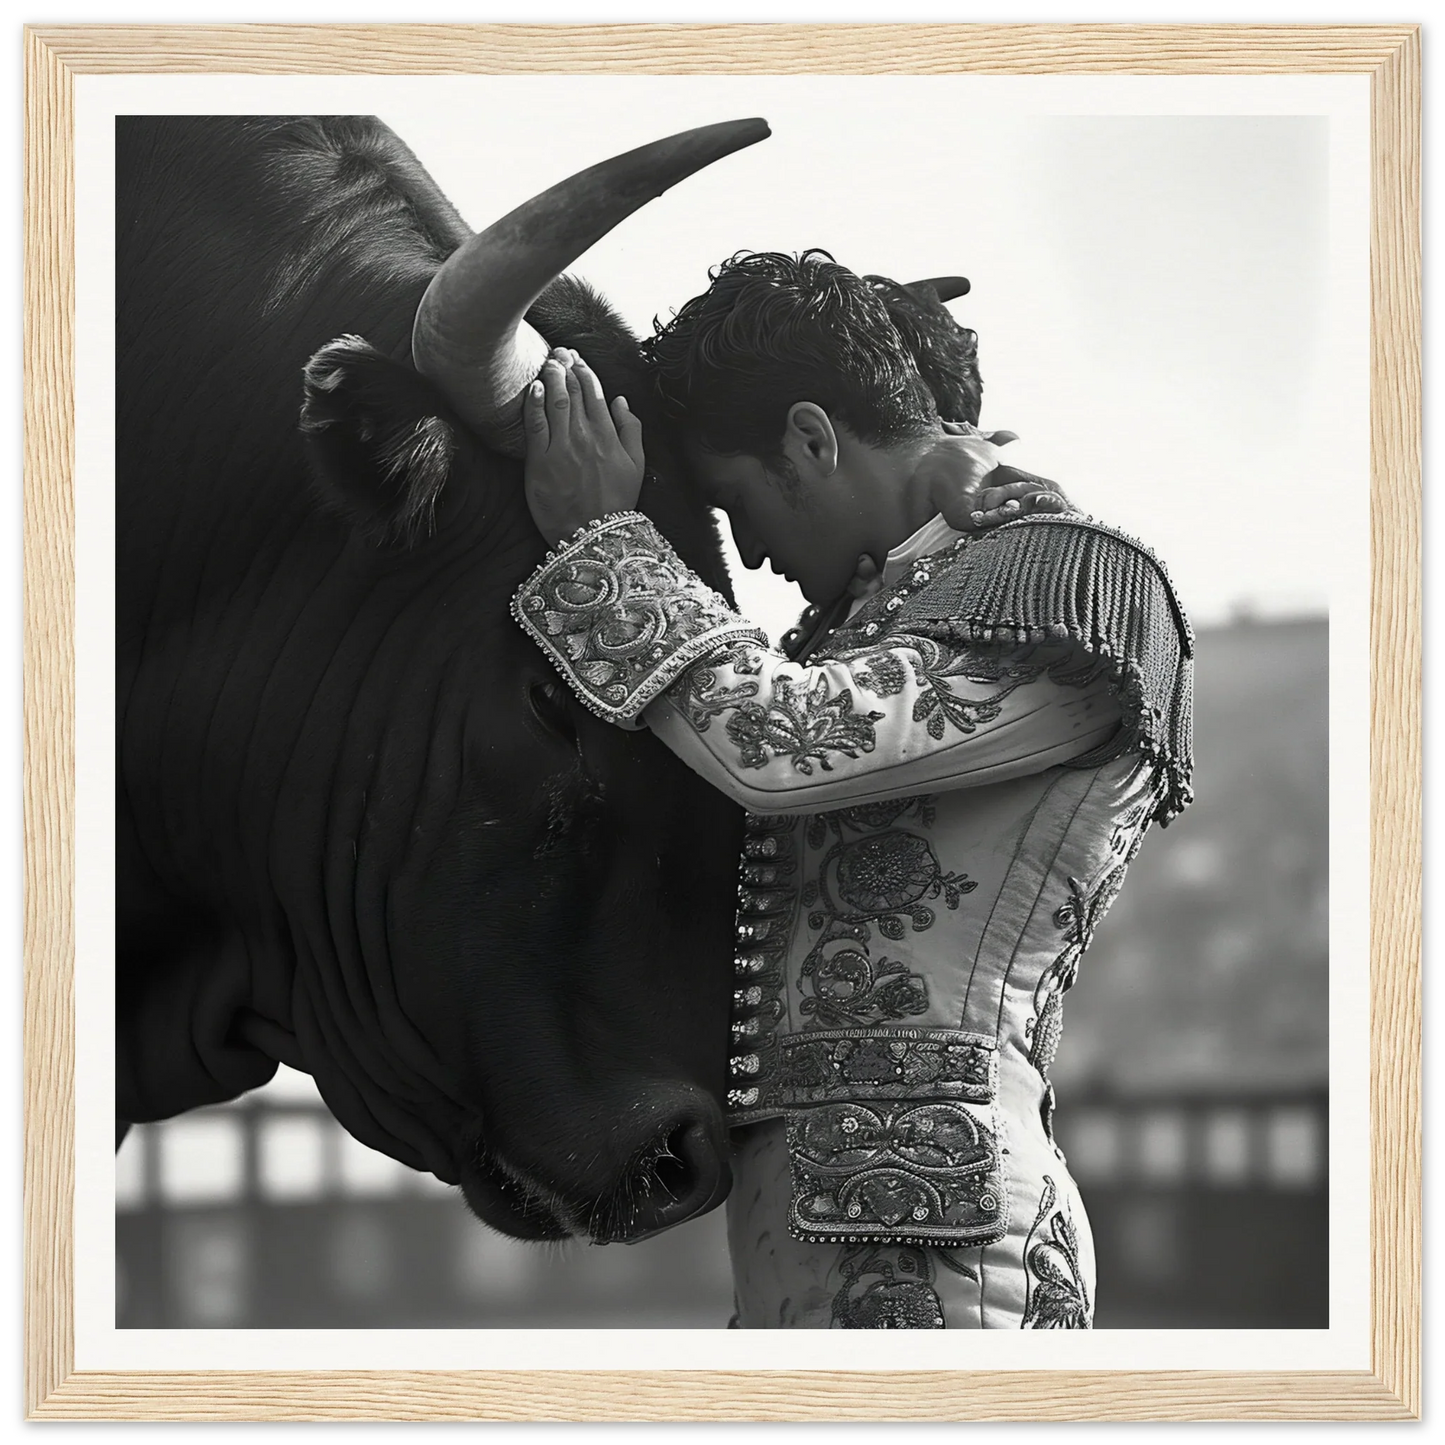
[821,515,1195,826]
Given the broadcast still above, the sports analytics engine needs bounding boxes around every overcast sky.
[380,79,1346,641]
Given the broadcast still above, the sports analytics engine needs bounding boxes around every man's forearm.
[513,512,1122,812]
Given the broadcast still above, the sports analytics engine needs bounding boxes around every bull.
[116,114,770,1243]
[116,115,989,1261]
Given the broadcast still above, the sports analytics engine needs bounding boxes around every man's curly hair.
[642,249,979,472]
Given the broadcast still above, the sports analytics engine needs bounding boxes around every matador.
[514,251,1193,1328]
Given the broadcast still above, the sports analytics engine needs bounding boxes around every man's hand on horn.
[523,347,645,546]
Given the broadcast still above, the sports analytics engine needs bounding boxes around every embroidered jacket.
[514,509,1193,1329]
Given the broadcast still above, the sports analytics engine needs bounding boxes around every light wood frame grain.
[23,22,1420,1421]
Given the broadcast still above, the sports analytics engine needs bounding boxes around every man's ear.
[300,335,462,546]
[781,402,839,480]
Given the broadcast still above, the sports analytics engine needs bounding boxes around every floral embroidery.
[512,512,765,722]
[907,638,1014,740]
[899,636,1101,742]
[1027,794,1154,1082]
[1021,1176,1091,1329]
[1027,873,1119,1082]
[801,949,929,1028]
[828,832,976,923]
[724,673,885,776]
[829,1243,949,1329]
[852,652,908,697]
[830,626,1110,745]
[675,635,889,776]
[798,828,975,1029]
[674,642,764,732]
[788,1099,1007,1245]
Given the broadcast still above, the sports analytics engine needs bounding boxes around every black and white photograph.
[93,69,1367,1354]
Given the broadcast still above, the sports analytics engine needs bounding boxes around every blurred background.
[117,611,1328,1328]
[116,97,1339,1329]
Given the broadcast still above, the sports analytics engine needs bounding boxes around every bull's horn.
[908,275,971,303]
[413,117,772,455]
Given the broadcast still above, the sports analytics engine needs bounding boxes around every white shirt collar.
[880,513,962,588]
[844,513,963,620]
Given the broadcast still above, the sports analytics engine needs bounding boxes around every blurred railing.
[1054,1089,1328,1327]
[117,1071,1324,1328]
[116,1069,734,1328]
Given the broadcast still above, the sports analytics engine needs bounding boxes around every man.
[513,251,1193,1329]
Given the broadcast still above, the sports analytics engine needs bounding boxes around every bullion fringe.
[884,515,1195,826]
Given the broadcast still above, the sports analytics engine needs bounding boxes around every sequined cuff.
[512,512,768,725]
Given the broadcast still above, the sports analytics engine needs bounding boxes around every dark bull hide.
[116,115,769,1243]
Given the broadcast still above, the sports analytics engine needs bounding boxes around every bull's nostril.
[647,1132,684,1202]
[614,1117,728,1242]
[646,1124,695,1201]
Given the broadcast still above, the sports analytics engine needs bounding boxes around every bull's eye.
[528,678,577,745]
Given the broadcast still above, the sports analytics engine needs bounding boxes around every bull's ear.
[300,335,462,545]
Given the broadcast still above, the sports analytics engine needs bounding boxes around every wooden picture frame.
[23,22,1420,1421]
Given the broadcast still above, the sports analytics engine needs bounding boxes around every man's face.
[686,444,870,606]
